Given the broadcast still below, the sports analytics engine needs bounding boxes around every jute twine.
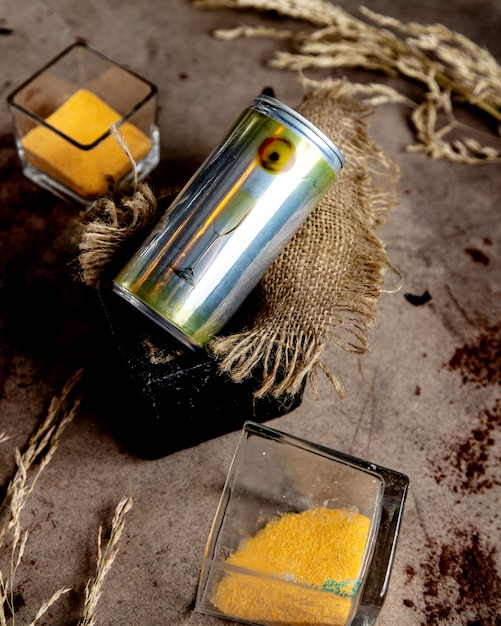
[77,86,399,400]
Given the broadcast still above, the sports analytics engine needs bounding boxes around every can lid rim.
[251,94,345,172]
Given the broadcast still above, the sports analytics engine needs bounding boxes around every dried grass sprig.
[361,7,501,122]
[0,369,84,533]
[194,0,342,26]
[194,0,501,163]
[0,369,133,625]
[0,369,84,625]
[26,587,72,626]
[300,75,414,107]
[78,496,133,626]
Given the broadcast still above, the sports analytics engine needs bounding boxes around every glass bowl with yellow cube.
[196,421,409,626]
[7,41,159,205]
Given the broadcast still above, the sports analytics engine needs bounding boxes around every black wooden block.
[90,289,305,459]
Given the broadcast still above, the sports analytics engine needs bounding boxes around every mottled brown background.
[1,1,500,624]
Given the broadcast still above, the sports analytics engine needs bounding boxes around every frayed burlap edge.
[207,83,400,399]
[78,182,160,291]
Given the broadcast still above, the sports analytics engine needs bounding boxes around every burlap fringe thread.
[77,85,399,400]
[78,181,158,291]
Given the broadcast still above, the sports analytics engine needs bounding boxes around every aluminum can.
[113,95,345,349]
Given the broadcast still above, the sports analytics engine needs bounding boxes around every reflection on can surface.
[113,95,345,349]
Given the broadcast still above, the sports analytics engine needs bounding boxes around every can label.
[113,95,344,349]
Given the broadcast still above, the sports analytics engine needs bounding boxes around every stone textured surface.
[1,1,500,625]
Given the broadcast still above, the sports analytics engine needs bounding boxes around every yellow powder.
[212,507,371,626]
[21,88,152,199]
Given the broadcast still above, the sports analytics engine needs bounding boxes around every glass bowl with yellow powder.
[7,42,159,205]
[196,421,409,626]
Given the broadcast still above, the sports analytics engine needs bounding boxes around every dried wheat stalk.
[0,371,82,624]
[78,496,133,626]
[1,371,134,626]
[194,0,501,163]
[26,588,73,626]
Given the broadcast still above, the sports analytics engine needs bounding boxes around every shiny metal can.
[113,95,345,349]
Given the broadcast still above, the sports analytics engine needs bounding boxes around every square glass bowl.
[7,42,159,205]
[196,421,409,626]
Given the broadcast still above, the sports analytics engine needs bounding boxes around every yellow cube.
[22,88,152,199]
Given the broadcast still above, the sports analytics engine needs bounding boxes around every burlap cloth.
[77,84,399,401]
